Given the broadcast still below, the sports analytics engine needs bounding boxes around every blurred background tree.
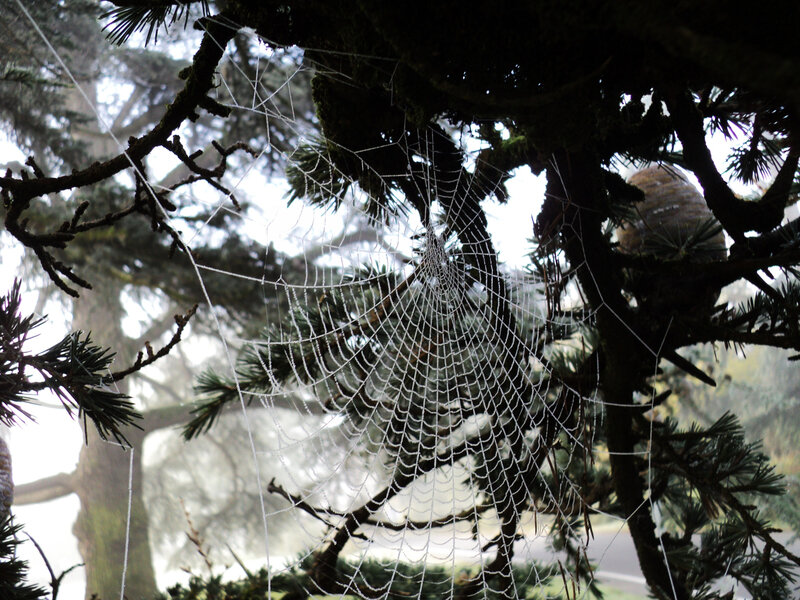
[0,1,335,598]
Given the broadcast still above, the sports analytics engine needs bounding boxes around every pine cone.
[616,166,727,313]
[618,165,726,261]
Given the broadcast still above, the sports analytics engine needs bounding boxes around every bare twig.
[24,532,84,600]
[110,304,197,382]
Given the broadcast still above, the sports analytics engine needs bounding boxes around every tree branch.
[694,326,800,351]
[142,389,325,434]
[14,472,75,505]
[1,14,235,200]
[267,477,493,531]
[666,92,785,240]
[1,12,239,296]
[131,305,184,350]
[113,103,169,140]
[548,150,691,600]
[301,227,382,263]
[110,304,197,382]
[308,426,497,596]
[110,86,148,132]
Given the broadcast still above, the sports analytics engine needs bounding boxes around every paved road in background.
[515,530,800,598]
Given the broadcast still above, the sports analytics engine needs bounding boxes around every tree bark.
[57,25,163,593]
[73,426,155,600]
[71,280,158,600]
[547,152,690,600]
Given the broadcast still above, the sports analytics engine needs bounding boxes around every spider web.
[169,24,621,599]
[9,9,682,600]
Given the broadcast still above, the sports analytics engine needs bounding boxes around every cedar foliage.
[3,2,800,600]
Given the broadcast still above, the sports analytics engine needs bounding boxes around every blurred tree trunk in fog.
[2,4,317,597]
[54,24,160,596]
[71,279,157,600]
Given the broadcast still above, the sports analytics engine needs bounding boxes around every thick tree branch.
[14,472,76,505]
[666,92,786,240]
[731,216,800,257]
[113,103,169,140]
[692,327,800,352]
[0,14,235,201]
[142,390,324,433]
[613,247,800,291]
[110,86,148,132]
[547,151,690,600]
[132,306,184,350]
[268,475,493,532]
[301,227,382,263]
[137,372,185,405]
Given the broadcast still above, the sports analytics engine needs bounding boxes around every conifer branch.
[1,12,238,296]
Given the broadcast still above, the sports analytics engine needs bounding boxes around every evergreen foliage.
[0,0,98,169]
[1,0,318,594]
[0,279,140,443]
[102,2,209,47]
[158,557,564,600]
[2,2,800,599]
[0,516,47,600]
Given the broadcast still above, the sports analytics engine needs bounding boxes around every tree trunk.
[73,428,155,600]
[60,27,160,593]
[71,281,157,600]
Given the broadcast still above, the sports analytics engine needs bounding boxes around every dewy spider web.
[174,24,623,599]
[9,9,675,599]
